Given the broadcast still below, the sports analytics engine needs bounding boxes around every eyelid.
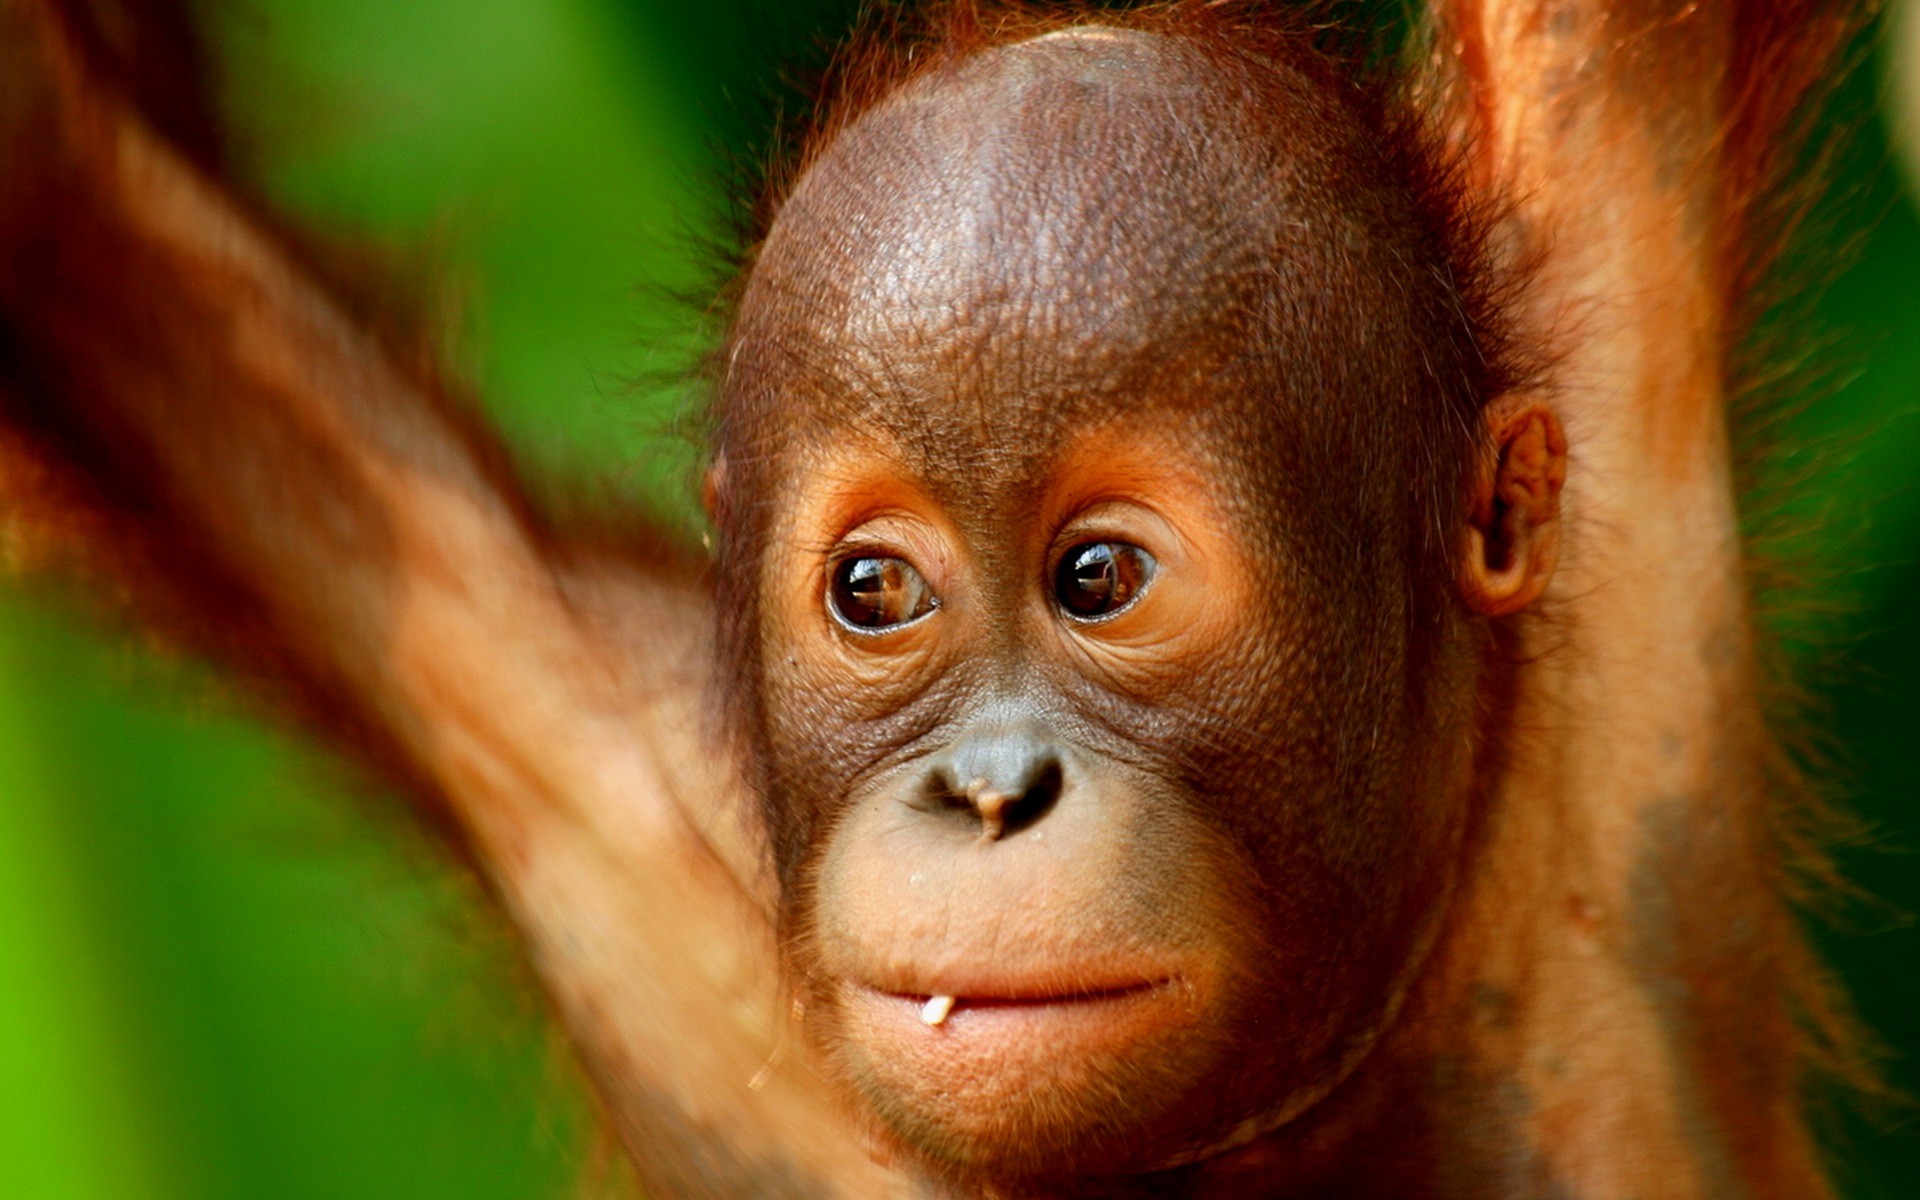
[828,502,934,545]
[832,507,942,555]
[826,532,940,592]
[1051,497,1173,545]
[1047,503,1171,585]
[828,540,908,569]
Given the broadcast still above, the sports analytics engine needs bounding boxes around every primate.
[716,15,1560,1188]
[0,0,1869,1197]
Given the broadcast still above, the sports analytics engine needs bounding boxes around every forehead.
[723,27,1341,482]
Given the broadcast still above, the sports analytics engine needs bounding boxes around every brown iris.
[1054,542,1155,620]
[829,556,937,630]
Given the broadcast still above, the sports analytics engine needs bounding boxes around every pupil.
[1056,542,1152,618]
[831,556,931,629]
[1075,547,1117,601]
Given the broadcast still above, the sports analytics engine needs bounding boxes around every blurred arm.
[0,2,903,1195]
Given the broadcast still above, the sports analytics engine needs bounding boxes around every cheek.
[1059,614,1249,702]
[1143,615,1458,941]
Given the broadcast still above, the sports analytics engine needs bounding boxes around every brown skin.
[0,0,1859,1197]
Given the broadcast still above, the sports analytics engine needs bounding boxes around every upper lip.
[853,965,1178,1004]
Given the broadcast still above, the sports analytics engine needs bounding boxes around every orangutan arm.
[1416,1,1850,1196]
[0,3,903,1196]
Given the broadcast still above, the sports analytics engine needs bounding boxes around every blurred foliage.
[0,1,1914,1197]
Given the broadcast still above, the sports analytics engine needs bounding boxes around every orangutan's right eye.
[829,556,938,631]
[1054,541,1156,621]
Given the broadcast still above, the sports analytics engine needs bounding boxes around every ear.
[1460,399,1567,617]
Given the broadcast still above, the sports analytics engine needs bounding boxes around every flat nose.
[918,726,1065,840]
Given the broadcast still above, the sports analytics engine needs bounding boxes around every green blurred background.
[0,1,1915,1196]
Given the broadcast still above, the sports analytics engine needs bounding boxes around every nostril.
[989,758,1061,839]
[921,766,975,818]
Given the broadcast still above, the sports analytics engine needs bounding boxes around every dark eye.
[829,556,938,631]
[1054,542,1155,620]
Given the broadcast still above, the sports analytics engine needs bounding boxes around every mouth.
[838,972,1192,1067]
[891,978,1171,1025]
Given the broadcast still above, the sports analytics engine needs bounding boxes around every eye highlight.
[1054,542,1156,620]
[829,555,938,631]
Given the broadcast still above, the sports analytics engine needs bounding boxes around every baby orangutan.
[0,0,1862,1197]
[713,22,1553,1187]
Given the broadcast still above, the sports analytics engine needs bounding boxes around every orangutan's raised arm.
[1413,1,1853,1194]
[0,3,904,1196]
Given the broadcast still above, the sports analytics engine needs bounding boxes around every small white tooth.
[921,995,956,1027]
